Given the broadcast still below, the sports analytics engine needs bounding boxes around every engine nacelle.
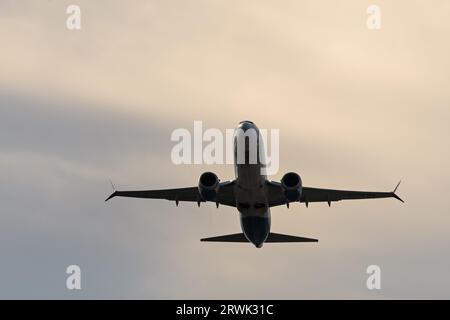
[281,172,302,202]
[198,171,219,201]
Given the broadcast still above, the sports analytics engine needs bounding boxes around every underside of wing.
[300,186,404,204]
[105,180,237,207]
[266,180,404,207]
[105,186,200,202]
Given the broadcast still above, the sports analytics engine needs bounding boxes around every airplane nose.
[238,120,256,132]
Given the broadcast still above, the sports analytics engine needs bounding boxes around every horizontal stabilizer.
[266,232,318,242]
[200,233,248,242]
[200,233,318,243]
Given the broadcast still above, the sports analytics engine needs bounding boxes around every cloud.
[1,0,450,298]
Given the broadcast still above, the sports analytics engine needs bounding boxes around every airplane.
[105,120,403,248]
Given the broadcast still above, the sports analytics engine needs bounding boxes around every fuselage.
[233,121,270,248]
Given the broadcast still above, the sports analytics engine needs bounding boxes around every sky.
[0,0,449,299]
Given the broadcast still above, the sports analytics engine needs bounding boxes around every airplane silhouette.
[106,121,403,248]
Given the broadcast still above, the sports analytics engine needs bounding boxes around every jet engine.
[281,172,302,202]
[198,171,219,201]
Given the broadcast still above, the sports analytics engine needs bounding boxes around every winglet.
[105,179,117,202]
[393,180,401,193]
[105,191,117,202]
[109,179,116,192]
[392,180,404,203]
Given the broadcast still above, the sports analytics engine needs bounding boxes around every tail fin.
[201,233,318,243]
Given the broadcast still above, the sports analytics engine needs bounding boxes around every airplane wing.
[266,181,404,207]
[105,181,237,207]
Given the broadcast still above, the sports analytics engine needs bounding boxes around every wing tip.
[393,180,401,193]
[392,192,404,203]
[105,191,117,202]
[105,179,117,202]
[392,180,404,203]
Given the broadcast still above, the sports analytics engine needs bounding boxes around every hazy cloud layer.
[0,0,449,298]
